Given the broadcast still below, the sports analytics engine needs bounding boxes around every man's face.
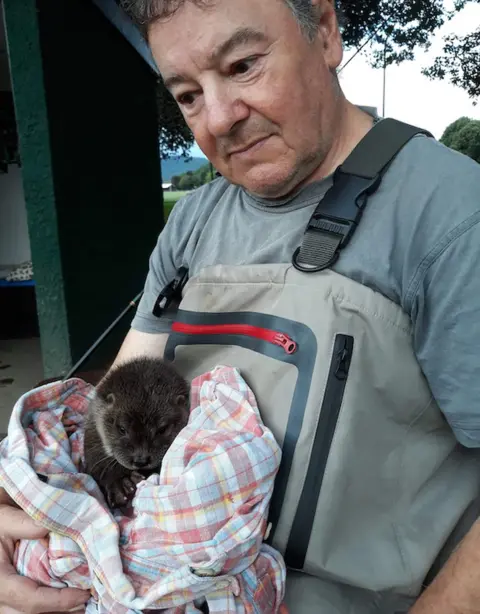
[149,0,343,198]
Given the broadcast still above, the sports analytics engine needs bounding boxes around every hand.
[0,488,90,613]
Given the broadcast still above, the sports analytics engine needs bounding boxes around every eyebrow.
[163,73,188,91]
[163,27,268,91]
[209,27,267,64]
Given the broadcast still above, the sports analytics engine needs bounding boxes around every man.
[2,0,480,611]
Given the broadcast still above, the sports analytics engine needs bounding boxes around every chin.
[113,454,132,470]
[238,163,302,198]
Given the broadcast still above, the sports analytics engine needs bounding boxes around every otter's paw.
[130,471,145,486]
[105,481,130,509]
[122,471,145,496]
[105,472,144,508]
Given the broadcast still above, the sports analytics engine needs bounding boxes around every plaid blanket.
[0,365,286,613]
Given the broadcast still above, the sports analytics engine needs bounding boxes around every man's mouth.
[228,136,270,157]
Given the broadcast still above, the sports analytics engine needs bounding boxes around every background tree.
[173,162,216,190]
[440,116,480,163]
[440,116,472,145]
[155,78,194,159]
[177,175,188,191]
[338,0,479,104]
[423,4,479,100]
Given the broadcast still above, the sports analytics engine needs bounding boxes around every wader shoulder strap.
[292,118,433,272]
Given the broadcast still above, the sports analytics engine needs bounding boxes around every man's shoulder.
[393,132,480,191]
[351,128,480,307]
[384,131,480,230]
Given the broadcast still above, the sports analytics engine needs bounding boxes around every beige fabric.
[166,263,480,609]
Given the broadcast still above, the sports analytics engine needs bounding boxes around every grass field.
[163,191,187,220]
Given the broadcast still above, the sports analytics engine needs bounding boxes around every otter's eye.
[156,424,172,437]
[118,425,127,436]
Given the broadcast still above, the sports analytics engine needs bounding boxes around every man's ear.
[312,0,343,69]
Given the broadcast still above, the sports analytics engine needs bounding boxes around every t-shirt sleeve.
[130,195,193,334]
[409,214,480,448]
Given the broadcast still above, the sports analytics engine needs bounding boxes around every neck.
[297,100,376,191]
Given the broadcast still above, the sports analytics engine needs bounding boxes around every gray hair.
[122,0,322,42]
[283,0,322,42]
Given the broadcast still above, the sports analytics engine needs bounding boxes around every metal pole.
[62,291,144,381]
[382,40,387,117]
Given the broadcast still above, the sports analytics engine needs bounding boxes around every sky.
[189,2,480,157]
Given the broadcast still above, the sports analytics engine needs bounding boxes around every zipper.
[171,322,297,355]
[284,333,354,570]
[334,335,353,380]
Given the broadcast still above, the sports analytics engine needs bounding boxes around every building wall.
[0,165,31,266]
[4,0,164,376]
[1,4,31,268]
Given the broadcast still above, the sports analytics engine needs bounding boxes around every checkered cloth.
[0,365,286,613]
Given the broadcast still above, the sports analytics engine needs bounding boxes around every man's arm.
[410,519,480,613]
[110,328,169,370]
[406,204,480,611]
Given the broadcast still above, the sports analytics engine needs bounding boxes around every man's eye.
[177,92,196,106]
[231,57,257,76]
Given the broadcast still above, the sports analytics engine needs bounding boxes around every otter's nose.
[132,455,151,468]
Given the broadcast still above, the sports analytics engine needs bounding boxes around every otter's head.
[92,357,190,471]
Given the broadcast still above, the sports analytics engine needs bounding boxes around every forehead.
[148,0,291,75]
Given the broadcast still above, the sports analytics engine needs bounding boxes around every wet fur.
[84,356,189,508]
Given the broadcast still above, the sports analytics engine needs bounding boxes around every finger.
[0,506,47,540]
[0,564,90,614]
[0,537,15,561]
[31,585,90,614]
[0,489,19,508]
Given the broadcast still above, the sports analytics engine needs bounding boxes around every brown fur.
[84,356,189,508]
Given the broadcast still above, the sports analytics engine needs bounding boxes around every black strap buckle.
[152,267,189,317]
[292,169,382,273]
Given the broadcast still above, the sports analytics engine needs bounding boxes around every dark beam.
[91,0,160,76]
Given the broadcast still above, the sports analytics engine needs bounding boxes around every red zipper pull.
[273,333,297,355]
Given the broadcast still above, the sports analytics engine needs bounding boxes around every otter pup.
[84,356,190,508]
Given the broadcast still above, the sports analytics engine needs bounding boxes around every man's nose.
[204,85,249,137]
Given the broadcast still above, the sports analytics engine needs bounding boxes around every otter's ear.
[105,393,115,407]
[175,394,187,408]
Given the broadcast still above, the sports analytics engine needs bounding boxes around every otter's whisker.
[99,457,118,483]
[89,454,114,475]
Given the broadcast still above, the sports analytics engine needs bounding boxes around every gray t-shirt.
[132,134,480,448]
